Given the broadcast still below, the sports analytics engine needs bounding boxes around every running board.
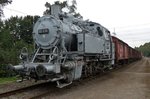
[56,81,72,88]
[16,78,28,82]
[47,76,64,82]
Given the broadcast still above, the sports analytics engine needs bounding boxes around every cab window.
[97,27,103,36]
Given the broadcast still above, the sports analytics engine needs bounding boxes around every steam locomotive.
[10,4,142,88]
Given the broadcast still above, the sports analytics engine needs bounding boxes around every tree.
[0,0,12,17]
[43,2,51,15]
[135,42,150,57]
[4,15,40,44]
[0,15,40,64]
[0,15,40,77]
[43,0,82,18]
[44,1,67,15]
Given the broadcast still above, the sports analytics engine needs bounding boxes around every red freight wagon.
[112,36,142,64]
[112,36,129,64]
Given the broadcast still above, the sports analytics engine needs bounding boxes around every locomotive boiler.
[11,4,114,88]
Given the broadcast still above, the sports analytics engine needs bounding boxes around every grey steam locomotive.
[11,4,114,88]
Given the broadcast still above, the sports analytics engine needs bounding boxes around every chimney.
[51,4,61,19]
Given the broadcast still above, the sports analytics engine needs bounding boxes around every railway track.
[0,73,106,99]
[0,76,99,98]
[30,72,116,99]
[0,82,53,98]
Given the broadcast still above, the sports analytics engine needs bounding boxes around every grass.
[0,77,17,85]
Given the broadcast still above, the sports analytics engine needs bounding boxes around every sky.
[3,0,150,47]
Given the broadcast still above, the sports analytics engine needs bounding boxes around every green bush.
[0,64,16,77]
[0,15,37,77]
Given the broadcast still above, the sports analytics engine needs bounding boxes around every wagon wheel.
[82,64,88,78]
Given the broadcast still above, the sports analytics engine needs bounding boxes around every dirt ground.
[43,57,150,99]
